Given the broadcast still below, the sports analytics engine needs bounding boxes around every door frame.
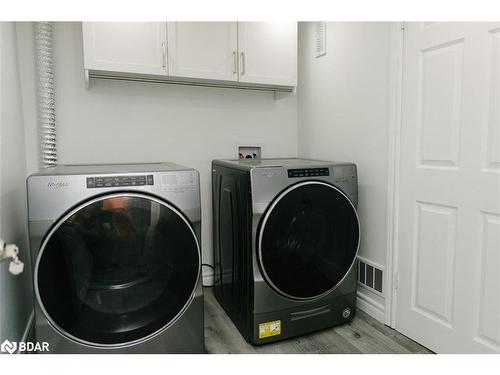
[384,22,406,328]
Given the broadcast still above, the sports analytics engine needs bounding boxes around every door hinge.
[394,273,399,290]
[400,22,406,31]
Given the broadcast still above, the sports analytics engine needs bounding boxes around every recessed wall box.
[238,146,262,160]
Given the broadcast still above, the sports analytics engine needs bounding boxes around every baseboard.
[356,289,385,323]
[202,270,214,287]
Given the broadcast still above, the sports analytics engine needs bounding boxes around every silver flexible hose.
[34,22,57,168]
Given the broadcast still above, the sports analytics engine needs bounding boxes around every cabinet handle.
[240,52,245,75]
[162,42,166,69]
[232,51,237,74]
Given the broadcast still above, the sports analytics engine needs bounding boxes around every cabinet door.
[82,22,167,76]
[238,22,297,86]
[167,22,238,81]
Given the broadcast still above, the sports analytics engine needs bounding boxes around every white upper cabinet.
[167,22,238,82]
[237,22,297,87]
[82,22,167,76]
[82,22,297,89]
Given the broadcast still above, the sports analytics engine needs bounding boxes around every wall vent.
[314,22,327,58]
[357,258,383,294]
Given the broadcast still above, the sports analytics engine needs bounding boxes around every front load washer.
[27,163,204,353]
[212,158,360,345]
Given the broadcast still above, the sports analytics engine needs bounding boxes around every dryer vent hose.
[34,22,57,168]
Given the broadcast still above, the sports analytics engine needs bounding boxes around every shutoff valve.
[0,238,24,275]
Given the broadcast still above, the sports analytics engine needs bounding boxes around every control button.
[288,167,329,178]
[86,174,157,188]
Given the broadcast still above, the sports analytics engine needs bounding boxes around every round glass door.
[35,193,200,347]
[258,181,360,300]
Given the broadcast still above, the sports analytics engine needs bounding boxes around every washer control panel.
[287,167,329,178]
[86,175,154,188]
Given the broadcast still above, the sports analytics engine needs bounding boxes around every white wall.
[11,21,392,327]
[17,22,298,271]
[297,22,392,317]
[0,22,33,345]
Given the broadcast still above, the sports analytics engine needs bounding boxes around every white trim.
[203,269,214,287]
[385,22,405,328]
[357,289,385,324]
[0,24,3,230]
[357,281,385,298]
[0,24,5,351]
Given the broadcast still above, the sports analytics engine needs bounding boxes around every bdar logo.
[1,339,17,354]
[0,339,49,353]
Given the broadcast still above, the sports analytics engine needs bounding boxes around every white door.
[238,22,297,86]
[167,22,238,81]
[396,22,500,353]
[82,22,167,75]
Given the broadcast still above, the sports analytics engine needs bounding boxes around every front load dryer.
[27,163,204,353]
[212,158,360,345]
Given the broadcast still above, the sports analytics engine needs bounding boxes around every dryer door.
[35,192,200,347]
[258,181,360,300]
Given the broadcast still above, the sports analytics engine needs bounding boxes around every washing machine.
[212,158,360,345]
[27,163,204,353]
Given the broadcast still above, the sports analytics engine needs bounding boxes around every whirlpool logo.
[1,339,49,354]
[47,181,70,189]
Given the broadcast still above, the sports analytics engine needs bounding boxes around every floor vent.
[357,258,383,294]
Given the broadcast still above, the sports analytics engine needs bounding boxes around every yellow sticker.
[258,320,281,339]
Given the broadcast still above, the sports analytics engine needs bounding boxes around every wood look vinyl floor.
[204,289,433,354]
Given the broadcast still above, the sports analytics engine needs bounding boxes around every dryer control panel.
[86,175,154,188]
[287,167,329,178]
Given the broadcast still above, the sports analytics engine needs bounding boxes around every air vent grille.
[357,258,383,294]
[314,22,327,58]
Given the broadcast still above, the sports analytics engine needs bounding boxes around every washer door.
[35,192,200,347]
[258,181,360,300]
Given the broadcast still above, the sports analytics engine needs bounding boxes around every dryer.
[27,163,204,353]
[212,158,360,344]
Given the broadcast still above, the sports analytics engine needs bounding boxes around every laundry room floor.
[204,289,432,354]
